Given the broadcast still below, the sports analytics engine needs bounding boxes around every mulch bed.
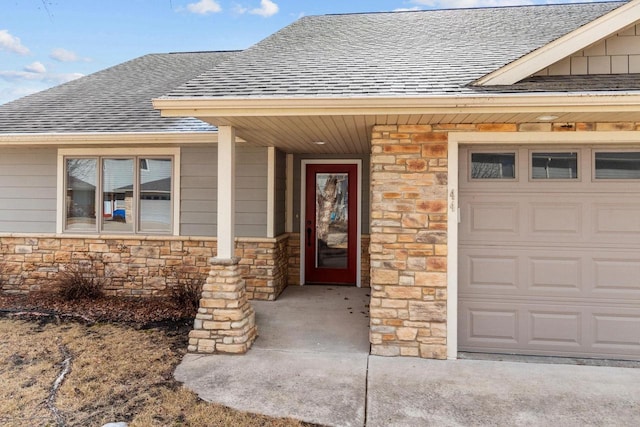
[0,293,194,331]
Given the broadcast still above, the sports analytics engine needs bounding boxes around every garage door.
[459,146,640,360]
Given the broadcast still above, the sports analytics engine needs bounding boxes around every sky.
[0,0,609,105]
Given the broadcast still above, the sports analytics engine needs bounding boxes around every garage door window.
[531,152,578,179]
[470,152,516,179]
[595,152,640,179]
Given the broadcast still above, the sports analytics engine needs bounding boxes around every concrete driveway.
[175,286,640,427]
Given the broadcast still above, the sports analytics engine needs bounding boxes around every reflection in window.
[139,158,172,232]
[595,152,640,179]
[316,173,348,269]
[471,153,515,179]
[531,152,578,179]
[64,156,173,234]
[102,159,134,233]
[65,158,97,231]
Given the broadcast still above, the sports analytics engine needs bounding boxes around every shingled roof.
[0,51,237,134]
[161,1,625,99]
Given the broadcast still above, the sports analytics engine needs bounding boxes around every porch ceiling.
[201,109,640,154]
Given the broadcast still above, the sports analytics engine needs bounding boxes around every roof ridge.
[310,0,628,18]
[167,50,243,55]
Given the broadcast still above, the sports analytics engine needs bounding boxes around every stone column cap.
[210,257,241,266]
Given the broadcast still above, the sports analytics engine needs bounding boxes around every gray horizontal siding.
[0,148,56,233]
[180,145,268,238]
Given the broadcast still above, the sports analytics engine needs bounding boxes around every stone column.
[188,257,257,354]
[188,126,257,354]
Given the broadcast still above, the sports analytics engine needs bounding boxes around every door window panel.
[315,173,348,269]
[65,158,97,231]
[471,153,516,179]
[531,152,578,179]
[595,152,640,179]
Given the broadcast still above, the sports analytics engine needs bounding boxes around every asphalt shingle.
[0,51,237,134]
[0,2,632,136]
[162,2,626,99]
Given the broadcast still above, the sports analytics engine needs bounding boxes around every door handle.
[307,227,312,247]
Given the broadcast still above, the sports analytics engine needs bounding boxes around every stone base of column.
[188,257,257,354]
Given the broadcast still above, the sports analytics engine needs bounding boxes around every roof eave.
[0,131,219,147]
[474,0,640,86]
[153,92,640,118]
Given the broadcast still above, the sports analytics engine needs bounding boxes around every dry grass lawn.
[0,319,309,427]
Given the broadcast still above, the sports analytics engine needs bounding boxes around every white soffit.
[475,0,640,86]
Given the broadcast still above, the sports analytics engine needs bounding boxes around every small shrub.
[167,267,205,316]
[54,256,106,300]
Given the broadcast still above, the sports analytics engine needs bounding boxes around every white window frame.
[57,147,181,235]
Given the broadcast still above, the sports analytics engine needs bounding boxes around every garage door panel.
[462,196,589,244]
[460,145,640,360]
[461,301,640,359]
[529,311,582,347]
[461,302,587,351]
[461,247,584,297]
[593,258,640,294]
[592,313,640,351]
[462,247,640,300]
[530,203,582,235]
[464,255,519,291]
[593,203,640,239]
[530,257,582,292]
[463,195,640,244]
[462,306,519,344]
[467,201,520,234]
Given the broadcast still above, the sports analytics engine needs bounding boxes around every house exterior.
[2,1,640,360]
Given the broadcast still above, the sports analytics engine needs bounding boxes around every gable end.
[475,0,639,86]
[535,21,640,76]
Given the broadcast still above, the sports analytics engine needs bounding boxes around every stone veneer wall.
[369,121,640,359]
[286,233,371,287]
[243,235,289,300]
[0,234,289,301]
[369,125,449,358]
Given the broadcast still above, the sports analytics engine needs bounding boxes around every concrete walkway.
[175,286,640,427]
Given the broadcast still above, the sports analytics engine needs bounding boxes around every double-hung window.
[58,149,179,234]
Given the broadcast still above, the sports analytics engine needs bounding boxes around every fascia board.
[0,132,222,146]
[153,92,640,117]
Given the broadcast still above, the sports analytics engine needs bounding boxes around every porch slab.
[175,285,371,427]
[251,285,371,354]
[176,350,368,427]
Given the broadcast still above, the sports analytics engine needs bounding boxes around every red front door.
[304,164,357,285]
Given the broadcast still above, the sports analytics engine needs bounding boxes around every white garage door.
[459,145,640,360]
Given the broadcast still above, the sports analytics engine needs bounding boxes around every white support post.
[217,126,236,259]
[267,147,275,238]
[285,153,294,233]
